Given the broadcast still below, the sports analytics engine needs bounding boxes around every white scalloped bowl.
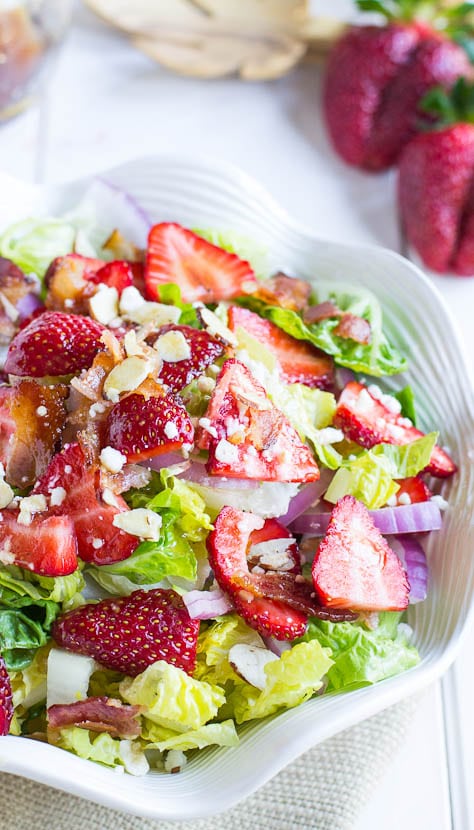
[0,157,473,820]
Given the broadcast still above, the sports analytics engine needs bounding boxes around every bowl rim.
[0,153,473,820]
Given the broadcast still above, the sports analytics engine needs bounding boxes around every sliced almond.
[103,356,152,402]
[228,643,278,690]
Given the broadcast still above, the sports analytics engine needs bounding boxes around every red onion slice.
[291,500,443,536]
[144,452,190,472]
[183,588,234,620]
[388,535,428,604]
[277,474,332,526]
[16,293,44,322]
[77,179,151,247]
[262,636,292,657]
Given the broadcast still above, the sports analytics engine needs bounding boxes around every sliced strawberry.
[0,656,13,736]
[0,511,78,576]
[312,495,410,612]
[228,306,334,389]
[197,359,319,483]
[34,443,137,566]
[0,380,67,488]
[395,475,432,504]
[52,588,200,676]
[89,261,134,294]
[207,506,356,640]
[105,386,194,463]
[145,223,258,304]
[5,311,105,378]
[155,324,224,392]
[335,381,457,478]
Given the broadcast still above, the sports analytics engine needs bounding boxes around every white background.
[1,1,473,827]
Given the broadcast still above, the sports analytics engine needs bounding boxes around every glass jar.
[0,0,72,122]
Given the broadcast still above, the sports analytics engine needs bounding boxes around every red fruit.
[399,123,474,274]
[198,359,319,482]
[312,496,410,611]
[105,388,194,463]
[89,261,134,294]
[335,381,456,477]
[145,223,258,303]
[395,475,432,504]
[0,380,67,488]
[5,311,105,377]
[156,324,224,392]
[34,443,137,566]
[324,24,471,171]
[0,656,13,736]
[248,517,300,574]
[0,512,78,576]
[52,589,200,676]
[227,306,334,389]
[207,506,355,640]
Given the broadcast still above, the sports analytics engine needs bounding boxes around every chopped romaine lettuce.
[243,285,407,376]
[228,640,333,724]
[325,433,437,509]
[394,385,417,425]
[0,218,76,276]
[194,227,269,280]
[298,613,419,690]
[142,719,239,751]
[51,726,129,769]
[120,661,225,732]
[195,614,264,686]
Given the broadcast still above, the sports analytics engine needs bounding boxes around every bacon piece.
[0,258,39,344]
[0,380,67,488]
[255,272,311,311]
[334,313,372,344]
[303,301,341,324]
[47,696,142,739]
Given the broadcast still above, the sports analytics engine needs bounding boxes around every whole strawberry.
[52,589,200,676]
[399,77,474,274]
[0,656,13,736]
[324,0,472,171]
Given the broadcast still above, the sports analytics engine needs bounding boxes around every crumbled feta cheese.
[214,438,239,464]
[164,421,179,440]
[198,417,218,439]
[397,492,412,506]
[154,330,191,363]
[88,285,119,325]
[224,417,241,437]
[313,427,344,446]
[431,494,449,511]
[386,423,405,441]
[399,417,413,428]
[18,494,47,526]
[0,549,15,565]
[92,538,104,549]
[103,356,151,401]
[89,401,107,418]
[100,446,127,474]
[367,384,382,400]
[354,388,373,414]
[113,508,162,540]
[197,376,216,395]
[65,465,72,475]
[50,486,67,507]
[386,494,398,508]
[64,298,74,309]
[36,405,48,417]
[381,394,402,415]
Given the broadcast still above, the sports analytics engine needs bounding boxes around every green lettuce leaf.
[243,286,406,376]
[89,472,213,592]
[298,613,419,690]
[120,661,225,732]
[0,218,76,276]
[194,227,269,280]
[9,643,49,721]
[394,385,417,425]
[142,719,239,751]
[154,283,198,327]
[228,640,333,724]
[52,727,123,768]
[325,433,437,509]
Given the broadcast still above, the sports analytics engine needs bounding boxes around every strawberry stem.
[356,0,474,31]
[420,76,474,125]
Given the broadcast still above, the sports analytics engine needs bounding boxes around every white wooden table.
[1,3,473,827]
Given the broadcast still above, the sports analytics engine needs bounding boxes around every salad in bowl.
[0,180,456,777]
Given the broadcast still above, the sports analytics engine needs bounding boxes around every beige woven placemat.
[0,695,419,830]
